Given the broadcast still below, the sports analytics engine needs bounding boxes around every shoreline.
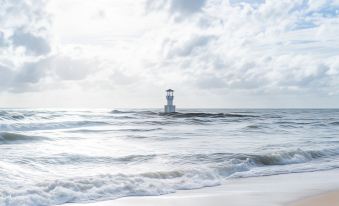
[63,169,339,206]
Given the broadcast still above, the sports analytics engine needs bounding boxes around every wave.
[0,120,112,132]
[18,154,156,165]
[110,110,256,118]
[245,124,262,129]
[249,149,330,165]
[1,168,219,206]
[160,112,256,118]
[67,128,163,134]
[0,132,46,144]
[20,147,338,167]
[0,111,26,120]
[110,110,157,115]
[329,121,339,125]
[0,110,54,121]
[2,147,339,205]
[132,120,179,125]
[110,109,134,114]
[116,128,163,132]
[174,147,339,169]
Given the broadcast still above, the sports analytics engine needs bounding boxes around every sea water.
[1,109,339,206]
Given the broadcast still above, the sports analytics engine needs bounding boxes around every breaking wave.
[0,169,219,206]
[176,147,339,166]
[2,147,338,206]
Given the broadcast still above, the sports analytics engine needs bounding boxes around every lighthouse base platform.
[164,105,176,113]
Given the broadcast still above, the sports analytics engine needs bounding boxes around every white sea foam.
[1,170,220,206]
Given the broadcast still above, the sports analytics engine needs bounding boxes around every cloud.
[165,34,216,57]
[141,0,339,96]
[15,61,47,84]
[0,54,102,93]
[0,0,51,55]
[46,55,96,81]
[0,64,15,89]
[169,0,207,14]
[0,0,52,92]
[1,0,339,107]
[0,31,6,47]
[11,28,51,55]
[146,0,207,16]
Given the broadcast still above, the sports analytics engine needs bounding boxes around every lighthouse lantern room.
[164,89,176,113]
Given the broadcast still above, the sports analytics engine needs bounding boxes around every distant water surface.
[1,109,339,205]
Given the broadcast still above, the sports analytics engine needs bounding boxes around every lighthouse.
[164,89,176,113]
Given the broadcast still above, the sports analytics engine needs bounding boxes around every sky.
[0,0,339,108]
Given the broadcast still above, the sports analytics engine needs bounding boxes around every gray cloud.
[0,55,99,93]
[0,0,53,92]
[15,61,47,84]
[11,29,51,55]
[146,0,207,16]
[229,0,265,6]
[166,35,216,57]
[0,60,47,93]
[169,0,206,14]
[0,0,51,57]
[0,31,6,47]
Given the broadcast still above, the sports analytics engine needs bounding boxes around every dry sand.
[290,190,339,206]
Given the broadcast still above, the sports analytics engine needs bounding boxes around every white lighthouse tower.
[164,89,176,113]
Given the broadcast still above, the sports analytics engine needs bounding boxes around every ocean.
[1,109,339,206]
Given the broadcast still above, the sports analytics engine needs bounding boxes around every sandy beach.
[291,190,339,206]
[63,169,339,206]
